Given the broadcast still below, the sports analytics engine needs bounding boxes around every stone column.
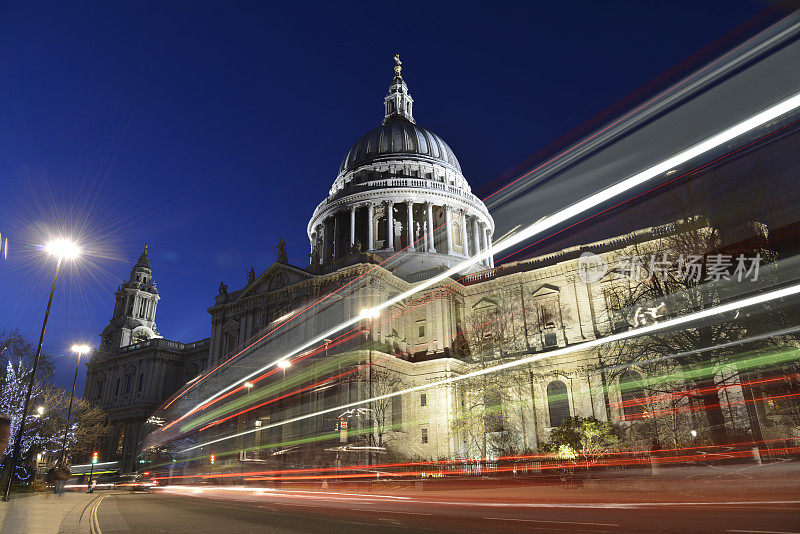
[316,225,324,264]
[444,206,453,255]
[460,210,469,257]
[426,202,436,253]
[472,217,480,260]
[486,228,494,268]
[478,222,487,266]
[349,205,356,248]
[367,203,374,251]
[386,201,394,250]
[405,200,415,251]
[332,213,340,260]
[320,221,328,264]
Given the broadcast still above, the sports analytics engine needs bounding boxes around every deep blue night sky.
[0,1,770,391]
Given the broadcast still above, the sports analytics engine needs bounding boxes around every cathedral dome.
[339,117,462,174]
[307,57,495,276]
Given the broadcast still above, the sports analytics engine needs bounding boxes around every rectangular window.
[126,375,132,393]
[484,389,505,433]
[115,378,120,396]
[544,332,558,347]
[391,396,403,427]
[421,428,428,444]
[420,393,427,407]
[96,381,103,399]
[137,373,144,392]
[418,324,425,338]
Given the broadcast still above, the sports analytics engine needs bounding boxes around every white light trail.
[178,281,800,453]
[176,90,800,427]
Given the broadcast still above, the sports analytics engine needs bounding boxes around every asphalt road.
[89,489,800,534]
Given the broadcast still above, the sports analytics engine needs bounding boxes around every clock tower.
[99,244,161,350]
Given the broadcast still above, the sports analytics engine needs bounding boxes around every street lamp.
[59,344,91,464]
[277,359,291,378]
[2,238,80,501]
[360,308,380,466]
[35,406,44,418]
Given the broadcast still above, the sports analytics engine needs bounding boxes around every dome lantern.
[383,54,415,124]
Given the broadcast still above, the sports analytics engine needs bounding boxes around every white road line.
[485,517,618,526]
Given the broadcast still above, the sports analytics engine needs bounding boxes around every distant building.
[84,246,208,473]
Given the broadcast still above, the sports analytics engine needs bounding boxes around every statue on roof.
[276,237,288,264]
[218,281,227,295]
[247,267,255,285]
[393,54,402,77]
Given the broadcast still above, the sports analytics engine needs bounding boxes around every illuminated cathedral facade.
[87,59,762,474]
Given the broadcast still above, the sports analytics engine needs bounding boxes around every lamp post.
[277,359,291,378]
[59,344,91,464]
[2,238,80,502]
[360,308,379,466]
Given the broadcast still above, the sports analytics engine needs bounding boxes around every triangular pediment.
[239,262,315,298]
[472,297,498,310]
[530,283,560,297]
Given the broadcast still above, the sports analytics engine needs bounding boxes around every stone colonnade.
[311,200,493,268]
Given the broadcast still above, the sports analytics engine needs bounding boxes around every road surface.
[87,488,800,534]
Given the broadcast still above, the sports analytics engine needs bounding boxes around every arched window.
[547,380,570,427]
[137,373,144,393]
[620,371,648,420]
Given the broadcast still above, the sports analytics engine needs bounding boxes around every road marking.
[387,510,433,516]
[485,517,618,527]
[89,494,106,534]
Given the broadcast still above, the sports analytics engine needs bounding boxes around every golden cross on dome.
[393,54,402,77]
[143,243,149,253]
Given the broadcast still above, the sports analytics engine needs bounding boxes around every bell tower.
[99,244,161,350]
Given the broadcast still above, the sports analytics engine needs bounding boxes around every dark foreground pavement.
[90,489,800,534]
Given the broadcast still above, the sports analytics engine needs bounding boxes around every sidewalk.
[0,490,101,534]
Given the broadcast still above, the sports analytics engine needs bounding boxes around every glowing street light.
[44,239,81,259]
[35,406,44,417]
[277,359,291,380]
[359,308,380,320]
[2,237,81,501]
[59,344,92,463]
